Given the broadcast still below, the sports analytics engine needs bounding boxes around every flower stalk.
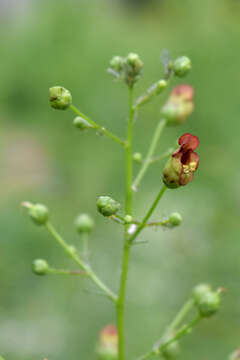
[45,222,117,303]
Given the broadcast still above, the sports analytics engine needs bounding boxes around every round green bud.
[192,283,212,303]
[156,79,167,94]
[0,356,5,360]
[173,56,191,78]
[229,349,240,360]
[169,212,182,226]
[133,152,142,163]
[162,341,180,359]
[124,215,133,224]
[126,53,143,70]
[193,284,221,318]
[73,116,91,131]
[110,56,124,73]
[28,204,49,225]
[97,196,120,217]
[32,259,49,276]
[49,86,72,110]
[75,213,94,234]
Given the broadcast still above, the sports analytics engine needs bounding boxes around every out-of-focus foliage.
[0,0,240,359]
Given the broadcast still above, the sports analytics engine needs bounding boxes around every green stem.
[128,184,167,244]
[138,315,201,360]
[45,222,117,303]
[82,232,89,262]
[70,104,126,147]
[165,298,194,335]
[117,85,135,360]
[133,119,167,191]
[48,268,87,276]
[150,147,175,164]
[157,315,201,354]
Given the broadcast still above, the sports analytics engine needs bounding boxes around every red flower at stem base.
[163,133,199,188]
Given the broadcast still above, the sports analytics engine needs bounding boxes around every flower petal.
[178,133,199,151]
[181,150,199,168]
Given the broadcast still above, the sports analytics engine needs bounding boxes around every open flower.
[163,133,199,188]
[161,84,194,125]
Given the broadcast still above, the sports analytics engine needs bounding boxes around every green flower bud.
[193,284,221,318]
[0,356,5,360]
[169,212,182,226]
[49,86,72,110]
[97,196,120,217]
[133,152,142,163]
[97,325,118,360]
[32,259,49,276]
[162,333,180,359]
[22,202,49,225]
[124,215,133,224]
[173,56,192,78]
[75,214,94,234]
[73,116,91,131]
[126,53,143,70]
[125,53,143,85]
[229,349,240,360]
[110,56,125,73]
[193,284,212,302]
[156,79,167,94]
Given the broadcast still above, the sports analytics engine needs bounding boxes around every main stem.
[117,85,135,360]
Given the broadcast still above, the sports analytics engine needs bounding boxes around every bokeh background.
[1,0,240,359]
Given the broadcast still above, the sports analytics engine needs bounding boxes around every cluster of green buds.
[193,284,221,318]
[109,52,143,86]
[97,325,118,360]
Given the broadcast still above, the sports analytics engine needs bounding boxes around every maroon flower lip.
[173,133,200,186]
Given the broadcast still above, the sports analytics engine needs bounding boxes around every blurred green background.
[1,0,240,359]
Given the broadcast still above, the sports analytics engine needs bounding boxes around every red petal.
[178,133,199,151]
[181,150,199,168]
[180,171,194,186]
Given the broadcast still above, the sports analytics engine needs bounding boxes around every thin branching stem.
[128,184,167,244]
[133,119,167,191]
[70,104,126,147]
[45,222,117,303]
[138,315,201,360]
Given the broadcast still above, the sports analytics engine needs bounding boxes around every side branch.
[133,119,167,191]
[45,222,117,303]
[70,104,126,147]
[138,315,201,360]
[128,184,167,244]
